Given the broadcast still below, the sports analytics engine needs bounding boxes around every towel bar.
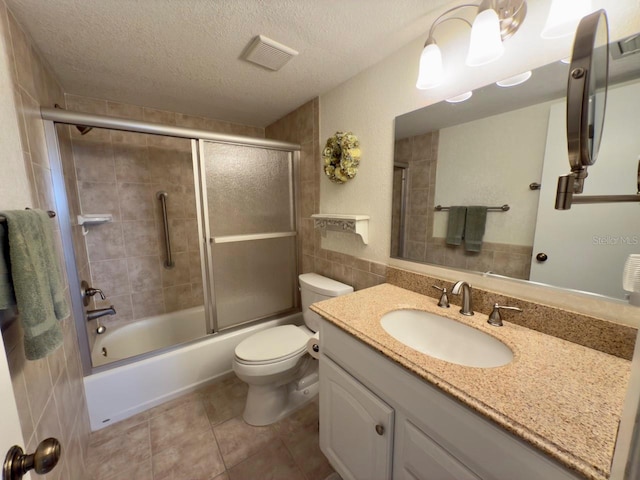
[435,205,510,212]
[0,210,56,224]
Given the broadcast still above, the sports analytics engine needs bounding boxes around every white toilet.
[233,273,353,426]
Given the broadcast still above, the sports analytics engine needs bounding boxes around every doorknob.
[536,252,548,262]
[3,438,61,480]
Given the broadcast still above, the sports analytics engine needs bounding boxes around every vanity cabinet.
[320,356,394,480]
[319,320,582,480]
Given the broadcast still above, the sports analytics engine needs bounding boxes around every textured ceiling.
[7,0,453,127]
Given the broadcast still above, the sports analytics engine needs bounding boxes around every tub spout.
[87,306,116,321]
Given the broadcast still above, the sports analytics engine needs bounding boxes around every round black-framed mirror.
[566,9,609,174]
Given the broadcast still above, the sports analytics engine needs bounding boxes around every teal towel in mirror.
[445,206,466,246]
[465,206,488,252]
[0,210,69,360]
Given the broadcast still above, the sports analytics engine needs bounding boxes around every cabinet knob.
[536,252,548,262]
[375,424,385,436]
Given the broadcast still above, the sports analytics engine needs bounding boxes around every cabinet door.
[395,415,481,480]
[320,356,394,480]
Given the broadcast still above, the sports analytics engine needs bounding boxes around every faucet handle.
[432,285,450,308]
[85,287,106,300]
[488,303,523,327]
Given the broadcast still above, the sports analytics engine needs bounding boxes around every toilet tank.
[299,273,353,332]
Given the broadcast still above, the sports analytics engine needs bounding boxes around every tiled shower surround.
[393,131,533,280]
[64,94,265,332]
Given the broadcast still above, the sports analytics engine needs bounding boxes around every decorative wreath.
[322,131,361,184]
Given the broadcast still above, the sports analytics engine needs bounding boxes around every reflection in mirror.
[392,32,640,300]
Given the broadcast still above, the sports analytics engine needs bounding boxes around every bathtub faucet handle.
[85,287,105,300]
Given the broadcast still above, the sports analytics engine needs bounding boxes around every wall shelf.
[311,214,369,245]
[78,214,113,235]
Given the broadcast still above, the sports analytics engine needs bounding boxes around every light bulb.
[416,42,444,90]
[466,8,504,67]
[541,0,593,39]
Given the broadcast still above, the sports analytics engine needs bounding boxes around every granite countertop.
[310,283,631,480]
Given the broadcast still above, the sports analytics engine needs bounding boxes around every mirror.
[392,30,640,301]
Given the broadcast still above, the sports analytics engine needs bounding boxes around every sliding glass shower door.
[198,141,298,332]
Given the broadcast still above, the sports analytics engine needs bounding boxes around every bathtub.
[84,307,301,431]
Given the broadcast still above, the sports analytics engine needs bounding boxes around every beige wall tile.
[122,220,159,257]
[132,289,165,319]
[7,11,35,97]
[90,259,130,296]
[73,140,115,183]
[113,143,149,182]
[127,255,162,293]
[85,222,125,262]
[78,181,121,220]
[117,182,154,221]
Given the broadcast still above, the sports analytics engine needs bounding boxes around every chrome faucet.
[451,281,473,316]
[86,306,116,321]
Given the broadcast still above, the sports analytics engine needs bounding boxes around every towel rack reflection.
[0,210,56,224]
[435,204,510,212]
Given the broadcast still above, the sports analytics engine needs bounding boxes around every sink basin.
[380,310,513,368]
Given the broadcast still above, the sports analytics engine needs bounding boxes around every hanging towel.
[464,206,488,252]
[0,210,69,360]
[0,224,16,308]
[445,206,467,246]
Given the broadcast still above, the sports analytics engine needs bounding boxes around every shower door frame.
[195,140,300,334]
[41,107,301,376]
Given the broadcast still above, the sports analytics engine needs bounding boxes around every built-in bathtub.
[84,307,301,431]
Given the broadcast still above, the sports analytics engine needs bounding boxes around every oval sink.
[380,310,513,368]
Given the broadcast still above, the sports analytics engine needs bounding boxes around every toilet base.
[242,373,319,426]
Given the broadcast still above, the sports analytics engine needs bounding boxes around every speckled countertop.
[310,284,631,480]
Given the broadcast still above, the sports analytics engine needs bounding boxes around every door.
[197,141,298,332]
[320,356,393,480]
[0,338,30,480]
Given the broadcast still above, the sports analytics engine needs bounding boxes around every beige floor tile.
[150,397,211,454]
[86,422,151,480]
[152,427,225,480]
[199,376,248,426]
[273,400,319,442]
[213,416,279,468]
[102,458,153,480]
[283,421,334,480]
[228,442,306,480]
[89,410,150,447]
[213,473,230,480]
[147,391,202,419]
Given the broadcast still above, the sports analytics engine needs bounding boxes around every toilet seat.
[235,325,310,364]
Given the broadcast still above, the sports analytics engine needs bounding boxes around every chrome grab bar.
[156,191,174,269]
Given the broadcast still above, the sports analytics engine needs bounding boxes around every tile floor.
[85,375,335,480]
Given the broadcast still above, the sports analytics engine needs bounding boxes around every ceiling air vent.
[242,35,298,71]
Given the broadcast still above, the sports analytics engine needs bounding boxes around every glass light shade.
[496,71,532,87]
[466,9,504,67]
[446,91,473,103]
[416,43,444,90]
[541,0,593,39]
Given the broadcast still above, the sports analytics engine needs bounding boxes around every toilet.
[233,273,353,426]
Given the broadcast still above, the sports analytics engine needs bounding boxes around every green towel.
[0,224,16,308]
[445,206,466,246]
[464,206,488,252]
[0,210,69,360]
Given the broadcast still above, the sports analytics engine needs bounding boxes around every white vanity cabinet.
[319,320,583,480]
[320,356,394,480]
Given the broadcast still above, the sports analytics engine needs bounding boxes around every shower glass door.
[198,141,298,332]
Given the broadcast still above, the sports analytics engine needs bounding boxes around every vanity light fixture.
[416,0,527,90]
[541,0,592,39]
[496,70,532,87]
[446,91,473,103]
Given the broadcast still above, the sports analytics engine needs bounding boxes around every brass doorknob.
[3,438,61,480]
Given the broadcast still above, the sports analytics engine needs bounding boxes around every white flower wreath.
[322,131,361,184]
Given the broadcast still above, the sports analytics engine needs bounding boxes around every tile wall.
[265,99,388,290]
[63,94,265,333]
[394,132,533,280]
[0,3,90,478]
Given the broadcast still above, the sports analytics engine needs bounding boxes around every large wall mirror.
[392,32,640,301]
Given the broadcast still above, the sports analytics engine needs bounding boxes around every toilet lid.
[235,325,309,363]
